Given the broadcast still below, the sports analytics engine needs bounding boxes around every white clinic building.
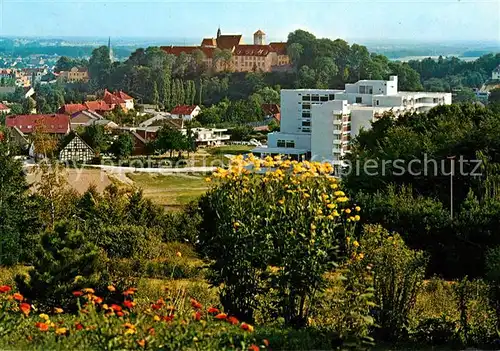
[252,76,452,166]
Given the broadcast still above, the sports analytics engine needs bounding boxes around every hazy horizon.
[0,0,498,42]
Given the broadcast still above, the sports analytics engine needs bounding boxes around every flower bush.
[197,156,359,326]
[0,285,267,350]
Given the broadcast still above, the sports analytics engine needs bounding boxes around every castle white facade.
[252,76,452,166]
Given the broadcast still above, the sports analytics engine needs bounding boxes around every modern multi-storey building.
[252,76,452,165]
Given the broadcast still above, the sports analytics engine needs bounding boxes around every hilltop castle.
[161,28,291,73]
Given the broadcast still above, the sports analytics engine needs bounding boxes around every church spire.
[217,26,221,39]
[108,36,113,62]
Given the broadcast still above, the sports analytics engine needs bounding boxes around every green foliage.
[80,124,111,153]
[16,221,108,311]
[0,140,29,265]
[360,225,427,341]
[110,133,134,160]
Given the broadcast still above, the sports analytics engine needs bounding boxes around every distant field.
[190,145,253,167]
[127,173,209,210]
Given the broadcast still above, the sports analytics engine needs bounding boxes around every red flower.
[190,297,202,310]
[19,302,30,315]
[240,322,254,332]
[75,322,84,331]
[148,327,155,336]
[72,291,83,297]
[12,293,23,301]
[0,286,11,293]
[110,304,122,312]
[248,344,260,351]
[116,311,124,317]
[192,311,201,321]
[35,322,49,332]
[161,315,174,322]
[207,306,220,314]
[215,313,227,320]
[151,303,161,311]
[227,316,239,325]
[93,296,103,304]
[123,300,135,309]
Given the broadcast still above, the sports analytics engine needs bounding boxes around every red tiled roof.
[104,89,125,105]
[234,45,271,57]
[85,100,113,112]
[269,42,288,55]
[216,35,242,50]
[58,103,87,115]
[201,38,217,47]
[0,103,9,110]
[262,104,281,116]
[161,46,215,59]
[6,114,70,134]
[115,90,133,101]
[254,30,266,35]
[171,105,198,115]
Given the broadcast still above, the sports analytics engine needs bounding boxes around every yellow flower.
[330,183,338,189]
[233,222,241,228]
[358,253,365,260]
[334,191,345,197]
[125,328,136,335]
[354,215,360,222]
[278,197,285,205]
[176,251,182,257]
[310,224,317,231]
[82,288,95,294]
[39,313,49,321]
[345,209,351,214]
[355,206,361,212]
[54,307,63,314]
[55,327,67,335]
[205,177,211,183]
[346,236,351,242]
[107,285,116,292]
[353,241,360,248]
[153,315,161,322]
[327,203,336,209]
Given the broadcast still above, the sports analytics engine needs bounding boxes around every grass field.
[127,173,209,209]
[189,145,253,167]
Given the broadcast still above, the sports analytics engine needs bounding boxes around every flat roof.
[251,147,310,155]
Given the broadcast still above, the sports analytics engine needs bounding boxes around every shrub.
[16,221,109,311]
[198,156,358,326]
[359,225,427,341]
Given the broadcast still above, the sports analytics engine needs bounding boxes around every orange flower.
[190,298,202,310]
[93,296,103,304]
[54,307,64,314]
[82,288,95,294]
[227,316,239,325]
[20,302,31,315]
[13,293,23,301]
[240,322,254,332]
[123,300,135,309]
[110,304,122,312]
[137,339,146,347]
[248,344,259,351]
[215,313,227,320]
[0,286,11,293]
[116,311,124,317]
[176,251,182,257]
[35,322,49,332]
[207,306,220,314]
[193,311,201,321]
[148,327,155,336]
[72,291,83,297]
[123,289,136,296]
[263,339,270,347]
[107,285,116,292]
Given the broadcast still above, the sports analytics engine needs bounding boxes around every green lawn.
[189,145,253,167]
[205,145,253,156]
[127,173,209,209]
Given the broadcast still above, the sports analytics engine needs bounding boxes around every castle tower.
[253,30,266,45]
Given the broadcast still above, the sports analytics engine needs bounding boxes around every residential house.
[57,67,90,83]
[103,90,134,111]
[59,103,87,115]
[139,114,171,127]
[91,119,119,130]
[261,103,281,121]
[170,105,201,121]
[59,133,95,163]
[191,127,230,147]
[0,103,11,114]
[70,110,104,129]
[84,100,114,114]
[5,114,71,135]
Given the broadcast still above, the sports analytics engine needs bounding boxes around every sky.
[0,0,499,42]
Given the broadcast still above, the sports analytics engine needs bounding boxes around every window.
[359,86,366,94]
[302,103,311,110]
[277,140,286,148]
[302,95,311,101]
[311,95,320,102]
[329,94,335,100]
[355,97,362,103]
[302,121,311,127]
[375,100,379,106]
[433,98,438,103]
[302,128,311,133]
[302,111,311,118]
[285,141,295,148]
[320,95,328,102]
